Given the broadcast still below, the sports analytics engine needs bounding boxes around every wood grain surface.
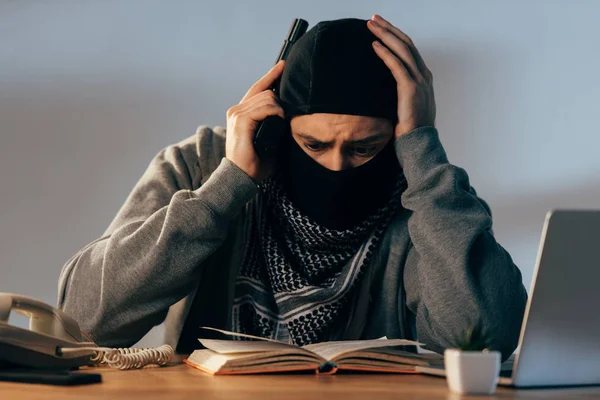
[1,362,599,399]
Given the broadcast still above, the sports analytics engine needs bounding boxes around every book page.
[336,359,419,372]
[185,350,319,375]
[185,349,239,374]
[199,339,305,354]
[366,347,444,363]
[199,326,286,343]
[302,338,421,361]
[334,350,443,367]
[198,326,313,355]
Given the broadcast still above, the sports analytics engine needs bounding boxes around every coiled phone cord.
[60,344,174,370]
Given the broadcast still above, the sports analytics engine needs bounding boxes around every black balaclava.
[275,18,402,231]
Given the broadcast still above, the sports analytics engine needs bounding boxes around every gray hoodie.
[57,125,527,359]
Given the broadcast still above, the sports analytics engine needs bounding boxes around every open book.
[183,328,443,375]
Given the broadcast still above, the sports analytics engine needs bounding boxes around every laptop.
[417,209,600,387]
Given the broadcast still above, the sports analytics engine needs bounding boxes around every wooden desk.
[1,363,600,400]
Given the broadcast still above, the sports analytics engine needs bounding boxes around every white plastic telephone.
[0,293,173,370]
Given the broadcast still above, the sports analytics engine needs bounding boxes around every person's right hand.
[225,60,286,183]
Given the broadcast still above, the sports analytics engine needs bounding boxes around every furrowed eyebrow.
[346,132,389,145]
[295,132,388,145]
[295,132,328,143]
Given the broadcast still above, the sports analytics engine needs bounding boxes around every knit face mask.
[276,18,401,230]
[281,136,401,230]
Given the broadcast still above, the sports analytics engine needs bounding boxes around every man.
[58,16,527,359]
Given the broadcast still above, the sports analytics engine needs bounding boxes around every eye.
[349,146,378,157]
[304,143,326,152]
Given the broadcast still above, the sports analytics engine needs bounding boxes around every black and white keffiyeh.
[231,171,403,345]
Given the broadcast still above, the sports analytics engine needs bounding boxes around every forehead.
[290,113,393,141]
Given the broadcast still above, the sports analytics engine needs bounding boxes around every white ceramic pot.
[444,349,501,395]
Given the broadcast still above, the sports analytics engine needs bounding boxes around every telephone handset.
[252,18,309,160]
[0,293,173,370]
[0,292,95,369]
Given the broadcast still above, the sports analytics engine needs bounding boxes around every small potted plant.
[444,323,501,395]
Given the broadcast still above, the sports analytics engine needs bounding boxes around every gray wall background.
[1,0,599,346]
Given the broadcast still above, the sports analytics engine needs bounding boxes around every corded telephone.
[0,293,173,370]
[252,18,309,159]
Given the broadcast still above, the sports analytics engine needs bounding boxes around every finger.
[246,103,286,124]
[371,15,431,79]
[372,40,411,86]
[227,93,282,122]
[239,87,277,106]
[367,20,423,82]
[236,90,279,114]
[238,94,281,117]
[241,60,285,103]
[229,103,285,145]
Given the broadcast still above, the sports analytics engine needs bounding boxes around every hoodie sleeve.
[395,126,528,360]
[57,127,258,347]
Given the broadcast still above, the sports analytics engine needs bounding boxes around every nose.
[322,150,352,171]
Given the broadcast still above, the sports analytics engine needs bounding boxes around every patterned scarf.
[231,171,403,345]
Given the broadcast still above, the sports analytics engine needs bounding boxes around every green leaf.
[456,322,492,351]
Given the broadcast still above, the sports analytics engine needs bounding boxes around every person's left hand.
[367,14,436,138]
